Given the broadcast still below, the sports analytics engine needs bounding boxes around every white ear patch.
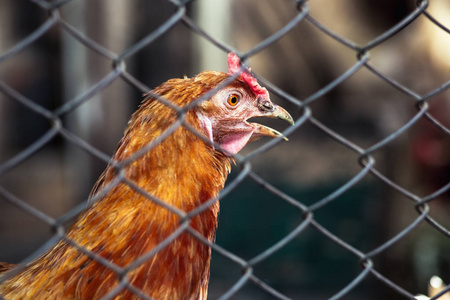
[196,111,214,148]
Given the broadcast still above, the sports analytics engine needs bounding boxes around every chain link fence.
[0,0,450,299]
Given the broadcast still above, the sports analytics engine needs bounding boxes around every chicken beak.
[249,99,294,141]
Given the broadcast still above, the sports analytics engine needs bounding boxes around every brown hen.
[0,53,293,299]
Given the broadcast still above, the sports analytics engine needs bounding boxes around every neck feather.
[93,98,231,212]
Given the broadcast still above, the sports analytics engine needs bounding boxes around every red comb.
[227,52,269,99]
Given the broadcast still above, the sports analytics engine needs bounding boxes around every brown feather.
[0,72,233,300]
[0,68,293,299]
[0,263,15,275]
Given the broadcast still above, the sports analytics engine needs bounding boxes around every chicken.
[0,52,293,299]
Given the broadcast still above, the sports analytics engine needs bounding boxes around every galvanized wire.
[0,0,449,299]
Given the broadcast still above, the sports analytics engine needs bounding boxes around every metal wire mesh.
[0,0,449,299]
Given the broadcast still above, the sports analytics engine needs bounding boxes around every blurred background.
[0,0,449,299]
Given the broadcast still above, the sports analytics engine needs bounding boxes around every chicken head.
[196,53,294,155]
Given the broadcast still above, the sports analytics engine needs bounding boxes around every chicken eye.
[227,94,240,107]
